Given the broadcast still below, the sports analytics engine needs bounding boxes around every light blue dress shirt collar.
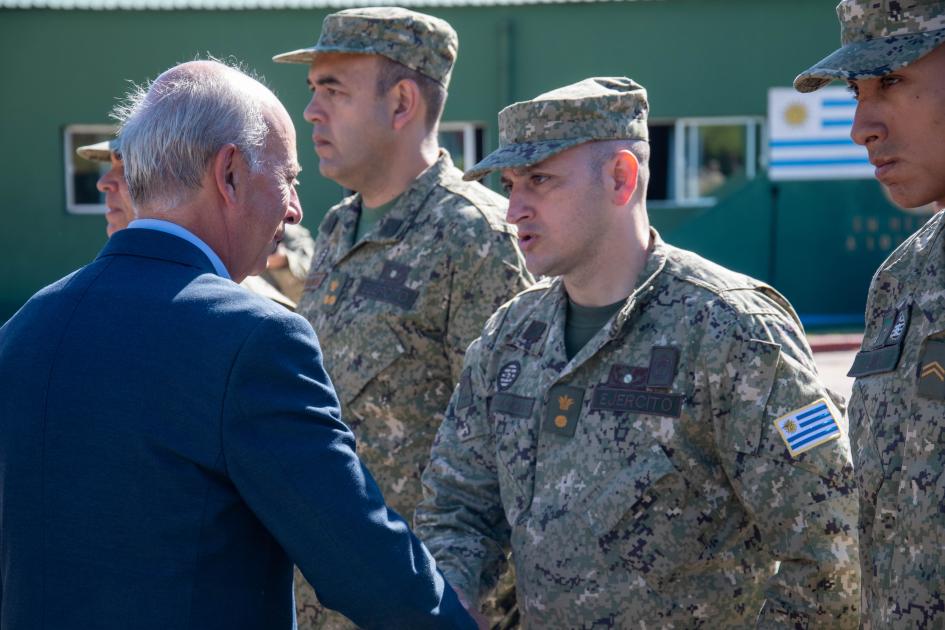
[127,218,231,280]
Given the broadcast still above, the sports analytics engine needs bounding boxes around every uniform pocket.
[575,445,717,587]
[328,320,406,406]
[581,445,678,538]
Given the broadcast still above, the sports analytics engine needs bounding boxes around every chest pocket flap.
[327,320,406,406]
[581,445,679,538]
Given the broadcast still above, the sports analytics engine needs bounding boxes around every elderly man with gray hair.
[0,59,476,630]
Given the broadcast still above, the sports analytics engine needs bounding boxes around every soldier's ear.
[391,79,424,131]
[610,149,639,207]
[213,143,240,208]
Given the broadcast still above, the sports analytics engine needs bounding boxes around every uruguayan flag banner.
[768,86,872,181]
[773,398,842,458]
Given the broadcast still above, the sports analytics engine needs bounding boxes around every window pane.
[65,125,116,214]
[696,125,747,198]
[647,123,672,201]
[72,132,109,205]
[439,129,466,170]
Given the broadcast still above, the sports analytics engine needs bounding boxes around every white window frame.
[64,124,117,215]
[650,116,765,208]
[438,121,486,173]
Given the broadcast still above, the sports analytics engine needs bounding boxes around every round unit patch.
[497,361,521,391]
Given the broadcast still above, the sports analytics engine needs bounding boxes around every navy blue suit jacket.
[0,228,474,630]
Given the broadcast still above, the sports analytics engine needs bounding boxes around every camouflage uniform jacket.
[263,222,316,304]
[296,150,532,519]
[416,235,860,628]
[848,210,945,629]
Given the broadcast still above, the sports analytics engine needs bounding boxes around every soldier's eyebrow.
[314,76,343,87]
[306,76,343,89]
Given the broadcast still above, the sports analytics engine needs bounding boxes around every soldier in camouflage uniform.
[795,1,945,627]
[76,139,302,310]
[414,77,861,627]
[273,8,531,628]
[262,223,315,303]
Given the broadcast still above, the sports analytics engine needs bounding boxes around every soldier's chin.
[881,183,939,215]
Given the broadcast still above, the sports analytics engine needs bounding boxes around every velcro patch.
[773,398,842,457]
[542,385,584,438]
[917,339,945,400]
[455,368,473,409]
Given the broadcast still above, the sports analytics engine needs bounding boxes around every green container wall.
[0,0,917,325]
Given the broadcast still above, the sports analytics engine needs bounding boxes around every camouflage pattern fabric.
[464,77,648,182]
[795,0,945,92]
[294,150,532,629]
[416,233,860,628]
[262,222,315,303]
[847,210,945,628]
[273,6,458,87]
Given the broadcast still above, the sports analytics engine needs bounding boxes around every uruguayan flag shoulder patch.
[774,398,842,457]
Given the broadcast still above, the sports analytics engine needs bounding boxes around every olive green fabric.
[355,194,400,244]
[564,297,624,360]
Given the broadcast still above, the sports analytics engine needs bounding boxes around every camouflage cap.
[463,77,648,182]
[795,0,945,92]
[272,7,458,87]
[76,139,118,163]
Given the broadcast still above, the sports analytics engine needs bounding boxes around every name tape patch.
[590,387,683,418]
[774,398,842,457]
[491,393,535,418]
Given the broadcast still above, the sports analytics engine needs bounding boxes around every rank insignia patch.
[542,385,584,438]
[321,272,350,311]
[917,339,945,400]
[774,398,842,458]
[497,361,521,391]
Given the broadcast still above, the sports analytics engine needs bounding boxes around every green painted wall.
[0,0,915,325]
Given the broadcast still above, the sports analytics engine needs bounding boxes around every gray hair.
[112,59,273,210]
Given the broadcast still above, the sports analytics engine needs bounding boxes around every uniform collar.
[321,150,455,266]
[507,228,668,360]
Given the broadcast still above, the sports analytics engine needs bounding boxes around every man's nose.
[850,99,886,148]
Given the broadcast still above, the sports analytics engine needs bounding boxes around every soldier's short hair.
[375,56,447,132]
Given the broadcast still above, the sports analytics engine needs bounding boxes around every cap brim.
[273,46,374,64]
[794,27,945,92]
[463,137,590,181]
[76,140,114,162]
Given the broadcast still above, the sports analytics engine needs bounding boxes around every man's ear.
[390,79,424,131]
[213,144,240,208]
[610,149,639,206]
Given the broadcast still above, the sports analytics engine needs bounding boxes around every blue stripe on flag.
[799,412,831,428]
[770,138,857,147]
[822,99,856,108]
[788,421,838,446]
[822,119,854,127]
[797,404,828,420]
[790,426,840,449]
